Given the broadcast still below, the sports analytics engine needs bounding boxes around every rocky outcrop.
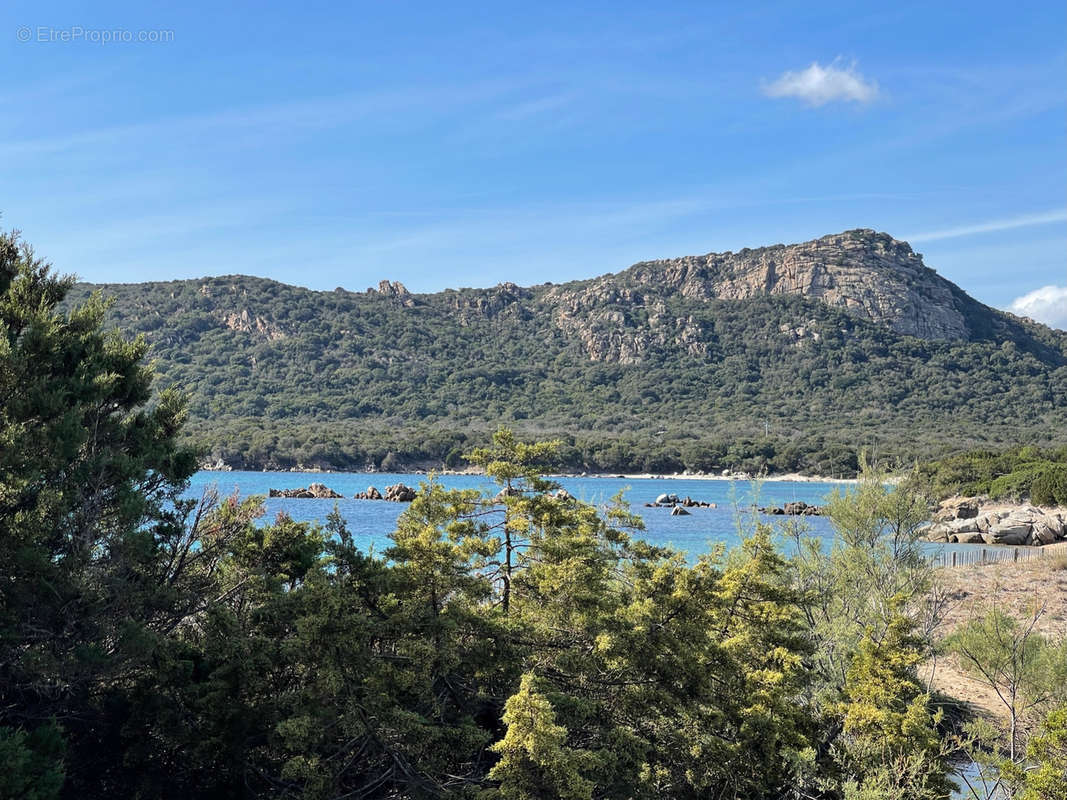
[933,497,980,522]
[759,501,823,516]
[369,280,416,307]
[222,308,285,340]
[199,458,232,471]
[927,497,1067,546]
[444,282,534,323]
[350,483,417,501]
[645,494,717,508]
[546,229,980,362]
[384,483,417,502]
[269,482,343,499]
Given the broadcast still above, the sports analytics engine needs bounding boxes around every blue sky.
[2,1,1065,327]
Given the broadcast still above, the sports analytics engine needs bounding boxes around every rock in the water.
[670,506,690,516]
[269,483,342,499]
[656,493,681,505]
[307,482,343,499]
[760,502,823,516]
[353,486,383,500]
[384,483,417,502]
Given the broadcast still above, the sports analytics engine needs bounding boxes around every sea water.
[186,470,982,561]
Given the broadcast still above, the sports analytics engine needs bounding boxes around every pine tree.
[0,229,197,794]
[487,673,594,800]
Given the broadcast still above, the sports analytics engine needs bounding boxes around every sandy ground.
[926,554,1067,727]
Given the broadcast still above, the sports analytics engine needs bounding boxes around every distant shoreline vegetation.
[190,423,874,478]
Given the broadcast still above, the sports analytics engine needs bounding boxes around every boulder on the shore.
[1033,522,1059,545]
[983,521,1030,546]
[934,497,981,522]
[927,497,1067,547]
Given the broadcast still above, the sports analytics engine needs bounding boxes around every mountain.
[66,229,1067,476]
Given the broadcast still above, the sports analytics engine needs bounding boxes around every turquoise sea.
[187,470,981,561]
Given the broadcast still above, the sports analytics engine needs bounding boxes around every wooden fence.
[932,541,1067,569]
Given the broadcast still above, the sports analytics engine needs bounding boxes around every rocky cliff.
[548,229,977,352]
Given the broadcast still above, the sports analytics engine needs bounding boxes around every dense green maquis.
[63,248,1067,475]
[914,445,1067,505]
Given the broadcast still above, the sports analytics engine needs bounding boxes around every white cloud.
[1009,285,1067,330]
[763,60,878,106]
[907,208,1067,243]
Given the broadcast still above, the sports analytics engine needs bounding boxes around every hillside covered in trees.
[66,229,1067,475]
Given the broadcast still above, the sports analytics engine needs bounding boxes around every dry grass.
[923,557,1067,726]
[934,557,1067,639]
[1045,552,1067,572]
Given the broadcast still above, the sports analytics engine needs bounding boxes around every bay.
[187,470,978,561]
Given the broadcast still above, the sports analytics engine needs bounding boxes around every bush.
[1031,465,1067,506]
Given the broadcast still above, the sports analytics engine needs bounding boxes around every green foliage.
[0,230,198,794]
[62,267,1067,475]
[948,607,1067,764]
[487,674,594,800]
[950,612,1067,800]
[1015,705,1067,800]
[0,723,66,800]
[788,467,937,694]
[838,614,954,799]
[916,446,1067,504]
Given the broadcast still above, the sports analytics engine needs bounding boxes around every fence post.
[952,551,956,568]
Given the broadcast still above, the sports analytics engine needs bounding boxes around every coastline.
[197,464,858,484]
[565,471,858,484]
